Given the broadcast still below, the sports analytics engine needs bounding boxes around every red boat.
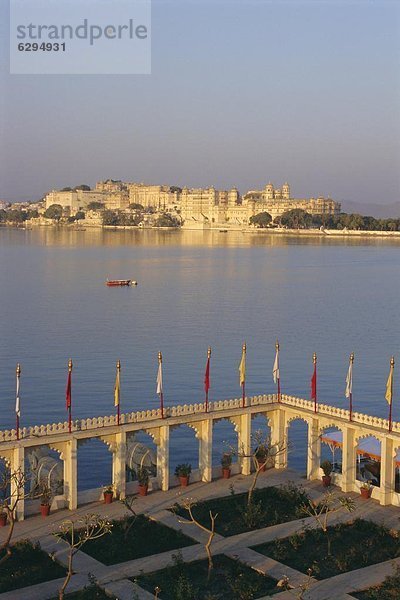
[106,279,136,287]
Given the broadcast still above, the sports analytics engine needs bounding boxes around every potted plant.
[221,452,232,479]
[360,480,373,499]
[175,463,192,487]
[0,501,7,527]
[103,485,114,504]
[321,460,333,487]
[39,482,53,517]
[137,467,149,496]
[255,445,268,472]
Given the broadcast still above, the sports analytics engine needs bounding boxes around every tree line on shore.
[249,209,400,231]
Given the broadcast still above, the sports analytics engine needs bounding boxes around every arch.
[77,437,112,492]
[168,423,199,477]
[286,417,309,475]
[355,434,382,488]
[25,445,64,495]
[212,418,238,468]
[126,430,157,482]
[320,425,343,474]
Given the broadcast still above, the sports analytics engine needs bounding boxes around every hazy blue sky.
[1,0,400,204]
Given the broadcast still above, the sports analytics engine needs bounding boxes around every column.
[157,425,169,491]
[341,426,356,493]
[238,413,251,475]
[199,419,213,482]
[64,437,78,510]
[270,408,287,469]
[113,430,127,500]
[11,445,25,521]
[307,417,321,480]
[380,436,394,506]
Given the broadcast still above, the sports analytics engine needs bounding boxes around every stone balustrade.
[0,392,399,520]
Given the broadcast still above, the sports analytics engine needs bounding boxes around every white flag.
[156,362,163,395]
[345,361,353,398]
[15,376,20,417]
[272,348,280,384]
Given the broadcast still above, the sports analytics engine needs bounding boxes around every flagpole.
[205,346,211,413]
[158,351,164,419]
[16,363,21,440]
[276,340,281,402]
[388,356,394,433]
[116,359,121,426]
[349,352,354,422]
[67,359,73,434]
[242,343,246,408]
[313,352,317,413]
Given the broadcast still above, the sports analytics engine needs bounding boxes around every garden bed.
[171,483,309,536]
[51,585,114,599]
[353,566,400,599]
[252,519,400,580]
[0,539,65,593]
[80,514,196,565]
[135,553,279,599]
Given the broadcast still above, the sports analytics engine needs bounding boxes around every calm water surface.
[1,228,399,488]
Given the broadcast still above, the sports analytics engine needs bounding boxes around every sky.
[0,0,400,205]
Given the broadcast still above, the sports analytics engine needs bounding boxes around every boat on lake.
[106,279,137,287]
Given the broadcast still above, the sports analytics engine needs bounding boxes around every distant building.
[44,190,106,215]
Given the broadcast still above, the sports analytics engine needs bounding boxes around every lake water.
[1,227,399,488]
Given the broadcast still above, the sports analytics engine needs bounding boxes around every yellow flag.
[385,363,394,405]
[114,369,120,407]
[239,345,246,386]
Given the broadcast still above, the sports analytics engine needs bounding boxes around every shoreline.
[2,222,400,238]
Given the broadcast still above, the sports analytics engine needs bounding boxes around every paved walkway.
[0,469,399,599]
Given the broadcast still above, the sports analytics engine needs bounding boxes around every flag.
[311,364,317,400]
[15,374,20,418]
[273,347,280,384]
[66,370,72,410]
[345,360,353,398]
[156,361,163,395]
[114,368,120,407]
[385,362,394,405]
[239,346,246,386]
[204,356,210,393]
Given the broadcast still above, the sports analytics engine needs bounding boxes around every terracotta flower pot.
[322,475,332,487]
[0,513,7,527]
[104,491,113,504]
[40,504,50,517]
[138,484,148,496]
[222,467,231,479]
[360,487,371,499]
[179,475,189,487]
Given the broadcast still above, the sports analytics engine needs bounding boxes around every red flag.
[204,356,210,393]
[311,363,317,400]
[66,371,72,409]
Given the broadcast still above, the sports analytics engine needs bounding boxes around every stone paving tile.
[225,546,314,588]
[104,578,155,600]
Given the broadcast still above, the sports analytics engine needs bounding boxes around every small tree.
[87,201,104,211]
[301,491,355,556]
[53,513,112,600]
[120,494,138,541]
[175,498,217,581]
[44,204,63,220]
[229,430,286,506]
[249,211,272,228]
[0,467,33,565]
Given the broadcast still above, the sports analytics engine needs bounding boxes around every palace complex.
[43,179,341,227]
